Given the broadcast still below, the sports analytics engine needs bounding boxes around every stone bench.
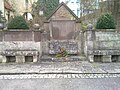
[0,50,39,63]
[88,50,120,62]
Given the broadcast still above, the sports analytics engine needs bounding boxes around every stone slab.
[49,40,79,55]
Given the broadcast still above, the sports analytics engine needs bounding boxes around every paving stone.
[0,61,120,77]
[52,74,57,78]
[43,74,49,78]
[75,74,81,78]
[38,75,44,78]
[0,74,120,79]
[71,74,76,78]
[62,74,67,78]
[67,74,72,78]
[55,74,62,78]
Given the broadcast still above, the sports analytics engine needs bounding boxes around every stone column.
[102,55,112,63]
[33,56,38,62]
[16,56,25,63]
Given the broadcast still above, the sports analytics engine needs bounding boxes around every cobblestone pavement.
[0,73,120,79]
[0,61,120,79]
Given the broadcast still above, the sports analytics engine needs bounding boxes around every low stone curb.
[0,71,120,75]
[0,73,120,79]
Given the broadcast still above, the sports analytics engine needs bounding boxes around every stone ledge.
[41,56,86,62]
[88,50,120,55]
[0,50,39,56]
[49,50,78,55]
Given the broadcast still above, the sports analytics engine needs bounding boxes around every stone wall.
[0,42,40,51]
[0,30,42,42]
[94,32,120,50]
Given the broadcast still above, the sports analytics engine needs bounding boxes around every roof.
[47,2,79,20]
[4,1,13,11]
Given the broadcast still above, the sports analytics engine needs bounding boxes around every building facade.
[0,0,14,22]
[8,0,37,20]
[4,0,14,21]
[0,0,4,17]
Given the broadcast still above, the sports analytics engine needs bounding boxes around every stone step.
[40,55,86,62]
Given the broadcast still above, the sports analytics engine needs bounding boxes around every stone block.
[0,55,3,63]
[33,56,38,62]
[102,55,112,63]
[2,56,7,63]
[88,55,94,62]
[16,56,25,63]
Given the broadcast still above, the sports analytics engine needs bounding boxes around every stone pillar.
[33,56,38,62]
[85,24,95,62]
[80,31,84,55]
[41,41,49,55]
[16,56,25,63]
[102,55,112,63]
[2,56,7,63]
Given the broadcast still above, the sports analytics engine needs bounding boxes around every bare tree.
[80,0,98,16]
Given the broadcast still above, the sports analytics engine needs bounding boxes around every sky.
[59,0,68,3]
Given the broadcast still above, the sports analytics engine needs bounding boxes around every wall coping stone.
[0,50,38,56]
[88,50,120,55]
